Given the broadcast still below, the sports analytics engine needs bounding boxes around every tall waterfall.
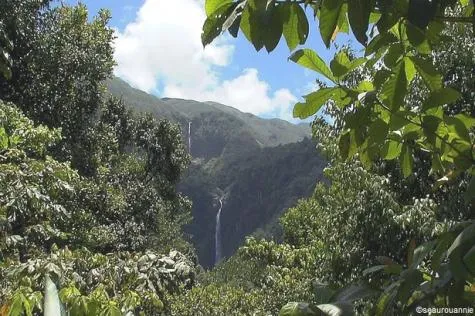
[188,121,192,153]
[215,198,223,265]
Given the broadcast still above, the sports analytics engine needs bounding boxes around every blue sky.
[72,0,360,122]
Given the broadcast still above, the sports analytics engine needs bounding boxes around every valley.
[107,77,326,267]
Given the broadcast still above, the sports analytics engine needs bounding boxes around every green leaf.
[280,3,309,51]
[205,0,232,16]
[400,143,413,177]
[319,0,344,48]
[240,0,266,51]
[365,32,398,56]
[432,232,456,271]
[375,283,398,316]
[264,6,284,52]
[293,88,337,118]
[202,3,237,46]
[330,51,351,78]
[336,4,350,34]
[410,56,442,91]
[382,140,402,160]
[347,0,372,45]
[330,52,366,80]
[289,49,335,82]
[448,223,475,257]
[403,57,416,84]
[422,88,461,111]
[380,62,407,110]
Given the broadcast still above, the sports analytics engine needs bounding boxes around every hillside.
[106,77,325,267]
[107,78,311,158]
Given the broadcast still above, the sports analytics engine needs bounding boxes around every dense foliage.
[0,1,195,314]
[1,0,474,314]
[171,0,475,314]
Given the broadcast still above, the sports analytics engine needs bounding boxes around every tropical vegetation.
[0,0,474,315]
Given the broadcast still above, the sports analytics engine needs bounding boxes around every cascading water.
[215,198,223,265]
[188,121,192,153]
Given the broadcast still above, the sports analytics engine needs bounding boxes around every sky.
[70,0,360,123]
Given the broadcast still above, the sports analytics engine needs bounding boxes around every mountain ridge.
[106,77,311,153]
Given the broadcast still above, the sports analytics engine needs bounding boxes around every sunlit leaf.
[289,49,335,82]
[319,0,344,48]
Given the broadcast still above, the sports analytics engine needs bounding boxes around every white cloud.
[163,68,297,116]
[113,0,298,119]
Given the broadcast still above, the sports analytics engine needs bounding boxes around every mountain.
[106,77,325,267]
[107,78,311,158]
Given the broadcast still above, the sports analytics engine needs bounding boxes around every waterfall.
[188,121,192,153]
[215,198,223,265]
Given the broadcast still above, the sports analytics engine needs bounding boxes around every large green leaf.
[400,143,413,178]
[330,51,365,79]
[202,3,237,46]
[330,50,351,78]
[289,49,336,82]
[380,62,407,110]
[375,283,398,316]
[239,0,267,51]
[280,3,309,51]
[382,140,402,160]
[205,0,232,16]
[347,0,372,45]
[432,232,455,271]
[293,88,338,118]
[319,0,345,48]
[264,6,284,52]
[448,223,475,257]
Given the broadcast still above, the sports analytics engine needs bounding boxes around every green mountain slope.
[107,78,311,157]
[106,77,325,267]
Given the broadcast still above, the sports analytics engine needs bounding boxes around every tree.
[0,0,115,175]
[201,0,475,201]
